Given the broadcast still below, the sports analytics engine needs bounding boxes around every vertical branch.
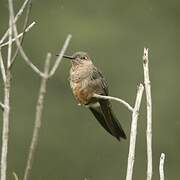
[0,71,11,180]
[143,48,153,180]
[0,0,14,179]
[23,53,51,180]
[159,153,165,180]
[126,84,144,180]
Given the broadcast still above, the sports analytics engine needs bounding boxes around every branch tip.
[0,22,36,48]
[48,34,72,77]
[0,0,30,45]
[0,102,5,111]
[159,153,165,180]
[143,47,153,180]
[143,48,149,63]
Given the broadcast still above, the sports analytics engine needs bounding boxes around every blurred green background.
[0,0,180,179]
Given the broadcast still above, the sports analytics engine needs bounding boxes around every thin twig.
[0,102,5,111]
[12,172,19,180]
[48,34,72,77]
[0,0,13,179]
[0,0,30,45]
[126,84,144,180]
[0,22,36,48]
[7,3,13,68]
[10,0,32,68]
[23,53,51,180]
[0,49,6,82]
[143,48,153,180]
[159,153,165,180]
[93,94,133,112]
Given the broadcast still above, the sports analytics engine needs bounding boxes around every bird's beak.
[63,55,74,60]
[56,54,74,60]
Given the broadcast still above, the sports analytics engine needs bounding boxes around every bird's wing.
[90,66,109,95]
[89,66,126,140]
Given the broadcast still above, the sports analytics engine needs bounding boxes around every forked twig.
[126,84,144,180]
[22,33,72,179]
[23,53,51,180]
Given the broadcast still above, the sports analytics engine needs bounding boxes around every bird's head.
[63,51,92,65]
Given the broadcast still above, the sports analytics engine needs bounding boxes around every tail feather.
[99,99,126,141]
[89,100,126,141]
[89,106,113,136]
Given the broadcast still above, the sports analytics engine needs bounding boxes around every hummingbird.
[62,51,126,141]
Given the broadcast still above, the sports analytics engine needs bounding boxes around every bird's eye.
[82,56,88,60]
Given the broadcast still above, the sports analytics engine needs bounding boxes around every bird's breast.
[69,64,99,105]
[70,78,94,105]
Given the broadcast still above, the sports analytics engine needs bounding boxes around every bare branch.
[0,22,36,48]
[10,0,32,68]
[48,34,72,77]
[0,71,11,180]
[0,49,6,82]
[159,153,165,180]
[0,0,13,179]
[126,84,144,180]
[13,172,19,180]
[93,94,133,112]
[12,29,44,77]
[143,48,153,180]
[0,102,5,111]
[7,0,44,77]
[12,24,44,77]
[7,4,13,68]
[0,0,30,45]
[23,53,51,180]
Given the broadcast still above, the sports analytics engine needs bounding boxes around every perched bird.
[63,51,126,141]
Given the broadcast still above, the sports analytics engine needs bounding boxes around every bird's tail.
[89,99,126,141]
